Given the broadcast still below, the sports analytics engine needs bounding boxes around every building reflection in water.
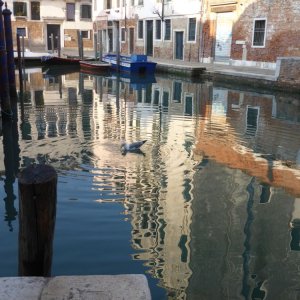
[3,66,300,299]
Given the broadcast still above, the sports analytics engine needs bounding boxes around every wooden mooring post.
[3,3,17,99]
[18,164,57,276]
[0,0,12,117]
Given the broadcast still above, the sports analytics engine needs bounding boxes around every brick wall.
[276,57,300,85]
[12,20,44,49]
[231,0,300,62]
[64,29,93,49]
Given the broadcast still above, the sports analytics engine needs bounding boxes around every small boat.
[102,54,156,74]
[79,60,111,75]
[14,50,54,65]
[41,56,82,66]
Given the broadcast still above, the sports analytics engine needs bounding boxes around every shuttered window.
[66,3,75,21]
[31,2,40,20]
[138,20,143,39]
[164,19,171,40]
[188,18,196,41]
[81,4,92,19]
[156,20,161,40]
[13,2,27,17]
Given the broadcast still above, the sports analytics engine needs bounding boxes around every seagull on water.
[120,140,147,155]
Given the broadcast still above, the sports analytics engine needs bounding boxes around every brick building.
[6,0,93,51]
[202,0,300,69]
[94,0,201,62]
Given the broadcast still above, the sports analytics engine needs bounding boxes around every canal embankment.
[0,275,151,300]
[151,56,300,95]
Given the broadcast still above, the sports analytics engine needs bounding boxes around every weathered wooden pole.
[50,33,54,53]
[16,33,23,92]
[77,30,84,59]
[18,164,57,276]
[94,32,97,59]
[57,33,61,57]
[3,3,17,99]
[0,0,12,117]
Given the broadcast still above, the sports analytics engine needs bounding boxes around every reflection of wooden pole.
[18,164,57,276]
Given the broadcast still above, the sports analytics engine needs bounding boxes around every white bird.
[120,140,147,154]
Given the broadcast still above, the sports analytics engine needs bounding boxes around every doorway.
[47,24,60,51]
[146,20,153,56]
[175,31,184,60]
[214,12,233,61]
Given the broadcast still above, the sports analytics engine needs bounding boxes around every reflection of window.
[68,87,77,105]
[16,27,27,37]
[246,105,259,136]
[188,18,196,41]
[13,2,27,17]
[138,0,143,5]
[163,91,169,107]
[80,4,91,19]
[253,19,266,47]
[153,89,160,105]
[31,2,40,20]
[138,20,143,39]
[155,20,161,40]
[173,81,182,103]
[164,19,171,40]
[185,94,193,115]
[66,3,75,21]
[34,90,44,106]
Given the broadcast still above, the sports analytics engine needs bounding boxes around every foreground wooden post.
[3,3,17,99]
[18,164,57,277]
[0,0,12,116]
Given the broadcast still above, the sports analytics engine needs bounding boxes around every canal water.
[0,66,300,299]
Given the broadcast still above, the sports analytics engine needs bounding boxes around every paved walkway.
[29,47,278,84]
[57,48,277,81]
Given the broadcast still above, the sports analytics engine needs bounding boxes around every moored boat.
[79,60,111,75]
[102,54,156,74]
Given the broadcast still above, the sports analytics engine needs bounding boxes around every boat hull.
[102,54,156,74]
[79,60,111,75]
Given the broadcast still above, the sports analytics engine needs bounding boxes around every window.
[13,2,27,17]
[31,2,40,20]
[121,28,126,42]
[138,0,143,5]
[80,4,92,19]
[131,0,134,5]
[252,19,266,47]
[156,20,161,40]
[66,3,75,21]
[16,27,27,37]
[138,20,143,39]
[164,19,171,40]
[188,18,196,41]
[81,30,90,39]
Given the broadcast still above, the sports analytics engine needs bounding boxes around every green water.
[0,68,300,299]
